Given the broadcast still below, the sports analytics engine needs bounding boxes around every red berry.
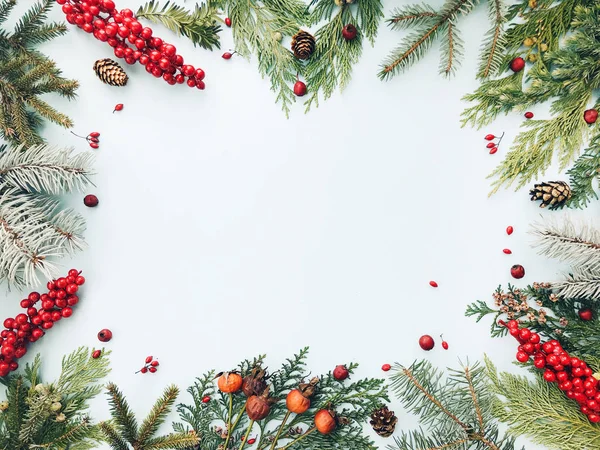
[202,395,211,403]
[524,112,534,119]
[534,358,546,368]
[441,340,449,350]
[225,17,232,27]
[247,438,256,445]
[149,367,157,373]
[429,280,438,288]
[333,365,349,381]
[140,367,148,374]
[84,194,99,207]
[489,147,498,154]
[509,57,525,72]
[293,80,307,97]
[56,277,67,289]
[222,52,233,60]
[486,142,496,149]
[484,134,495,141]
[381,363,391,372]
[196,80,205,90]
[92,349,102,359]
[503,248,512,254]
[145,355,153,364]
[66,284,78,295]
[61,307,73,318]
[75,276,86,285]
[544,370,556,382]
[342,24,357,41]
[506,226,514,235]
[584,109,598,125]
[516,351,529,363]
[419,335,435,351]
[510,264,525,279]
[98,329,113,342]
[579,308,593,321]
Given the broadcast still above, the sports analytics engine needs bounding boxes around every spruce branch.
[138,385,180,445]
[530,217,600,273]
[477,0,507,79]
[551,267,600,300]
[568,133,600,208]
[379,0,476,80]
[389,360,519,450]
[485,356,600,450]
[136,1,221,50]
[104,383,139,444]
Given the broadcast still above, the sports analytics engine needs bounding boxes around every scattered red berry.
[333,365,349,381]
[98,328,112,342]
[524,112,534,119]
[419,335,435,351]
[113,103,124,113]
[579,308,593,321]
[506,226,514,235]
[584,109,599,125]
[381,363,391,372]
[342,24,357,41]
[293,80,307,97]
[440,335,448,350]
[83,194,99,207]
[92,349,102,359]
[225,17,231,27]
[202,395,211,403]
[247,438,256,445]
[222,51,234,60]
[429,281,438,288]
[510,56,526,72]
[510,264,525,279]
[503,249,512,254]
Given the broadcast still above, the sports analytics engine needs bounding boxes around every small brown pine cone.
[93,58,128,86]
[529,181,571,209]
[370,406,397,437]
[291,30,316,60]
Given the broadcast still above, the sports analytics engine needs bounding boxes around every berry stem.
[238,420,255,450]
[276,427,317,450]
[495,131,505,147]
[269,411,291,450]
[226,393,233,441]
[70,131,89,140]
[223,403,246,450]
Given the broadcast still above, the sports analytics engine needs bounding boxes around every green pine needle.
[136,1,221,50]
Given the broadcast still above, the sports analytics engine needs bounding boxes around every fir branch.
[488,90,591,194]
[143,433,200,449]
[138,385,180,445]
[136,1,221,50]
[568,132,600,208]
[552,267,600,299]
[98,422,128,450]
[104,383,139,444]
[477,0,507,79]
[485,355,600,450]
[530,217,600,273]
[304,0,383,112]
[379,0,476,80]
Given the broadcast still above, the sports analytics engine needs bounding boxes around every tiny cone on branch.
[370,406,398,437]
[291,30,316,60]
[93,58,129,86]
[529,181,572,209]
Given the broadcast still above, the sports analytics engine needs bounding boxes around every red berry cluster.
[71,130,101,149]
[137,355,159,374]
[0,270,85,377]
[484,132,504,155]
[57,0,206,88]
[503,319,600,423]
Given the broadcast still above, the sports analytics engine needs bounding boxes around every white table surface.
[3,1,594,448]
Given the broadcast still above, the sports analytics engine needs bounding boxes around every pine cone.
[291,30,316,60]
[529,181,571,209]
[370,406,397,437]
[93,58,128,86]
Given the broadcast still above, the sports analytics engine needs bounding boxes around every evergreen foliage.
[305,0,383,112]
[136,1,222,50]
[0,143,94,288]
[388,359,520,450]
[0,0,78,146]
[485,356,600,450]
[99,383,199,450]
[174,347,388,450]
[0,347,110,450]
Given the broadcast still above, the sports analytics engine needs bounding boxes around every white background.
[2,0,595,448]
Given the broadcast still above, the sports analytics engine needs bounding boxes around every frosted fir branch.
[530,217,600,273]
[0,143,94,195]
[553,268,600,300]
[0,189,86,287]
